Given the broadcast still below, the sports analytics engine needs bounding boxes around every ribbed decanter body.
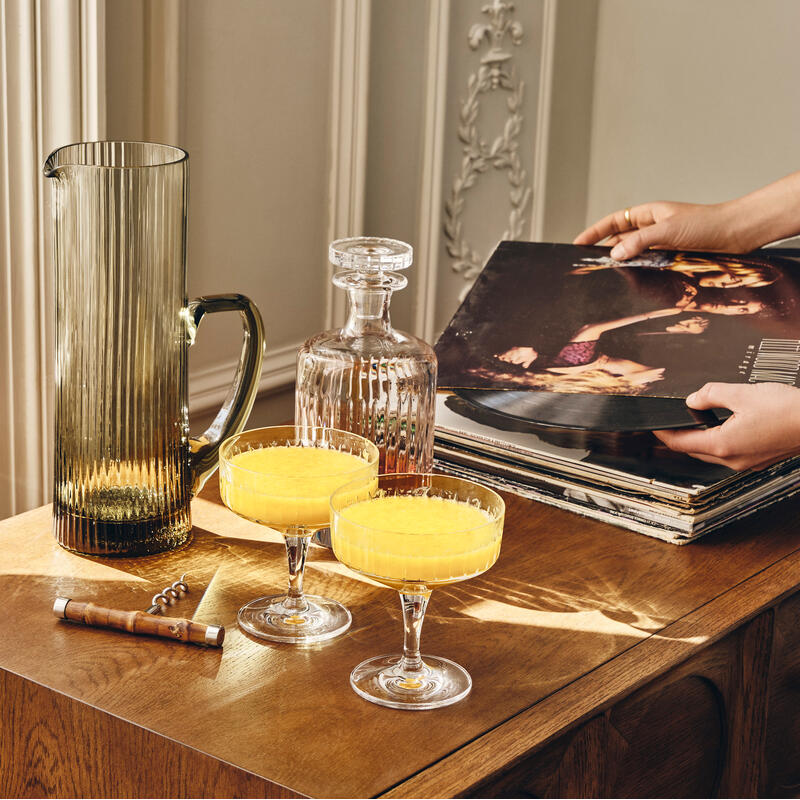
[295,238,437,473]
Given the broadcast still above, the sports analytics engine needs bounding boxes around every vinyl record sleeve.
[435,242,800,430]
[435,392,730,499]
[435,438,800,525]
[434,456,800,545]
[434,392,800,503]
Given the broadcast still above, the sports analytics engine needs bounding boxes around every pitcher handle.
[187,293,265,495]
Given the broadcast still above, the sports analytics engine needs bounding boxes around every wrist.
[726,172,800,250]
[719,196,766,252]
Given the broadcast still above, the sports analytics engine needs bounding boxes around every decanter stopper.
[329,236,413,273]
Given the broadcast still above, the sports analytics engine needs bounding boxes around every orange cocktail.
[332,493,501,589]
[220,426,378,644]
[331,473,504,710]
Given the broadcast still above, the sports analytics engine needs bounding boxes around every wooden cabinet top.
[2,480,800,798]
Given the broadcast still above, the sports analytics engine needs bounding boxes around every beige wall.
[584,0,800,225]
[363,0,428,334]
[182,0,332,362]
[105,0,337,435]
[105,0,556,425]
[538,0,598,244]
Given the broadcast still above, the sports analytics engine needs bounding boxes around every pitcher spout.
[43,142,93,178]
[43,145,67,178]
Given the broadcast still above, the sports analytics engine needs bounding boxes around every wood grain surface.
[0,670,301,798]
[463,612,773,799]
[2,478,800,798]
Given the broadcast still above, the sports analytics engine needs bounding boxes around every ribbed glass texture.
[295,238,437,474]
[295,336,437,474]
[46,142,191,555]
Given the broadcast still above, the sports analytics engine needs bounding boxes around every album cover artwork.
[436,242,800,404]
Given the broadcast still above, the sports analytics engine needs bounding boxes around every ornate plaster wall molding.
[443,0,531,292]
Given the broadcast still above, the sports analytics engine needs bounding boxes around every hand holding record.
[654,382,800,471]
[574,201,744,261]
[574,170,800,261]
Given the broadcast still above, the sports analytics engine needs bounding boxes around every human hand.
[664,316,709,335]
[496,346,538,368]
[628,366,665,387]
[573,201,749,260]
[653,382,800,470]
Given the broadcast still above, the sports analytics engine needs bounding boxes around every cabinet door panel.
[766,592,800,796]
[470,610,776,798]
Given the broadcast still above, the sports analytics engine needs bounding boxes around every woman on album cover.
[491,269,779,397]
[574,168,800,471]
[489,308,677,396]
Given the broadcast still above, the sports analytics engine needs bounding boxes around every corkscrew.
[145,573,191,614]
[54,573,224,647]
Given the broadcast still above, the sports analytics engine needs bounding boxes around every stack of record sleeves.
[433,241,800,544]
[433,392,800,545]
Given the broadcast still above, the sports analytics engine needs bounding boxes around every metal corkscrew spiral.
[146,573,190,615]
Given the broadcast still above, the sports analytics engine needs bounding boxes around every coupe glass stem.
[283,527,310,612]
[399,589,432,674]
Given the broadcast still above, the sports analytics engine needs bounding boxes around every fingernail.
[686,392,697,405]
[610,244,626,259]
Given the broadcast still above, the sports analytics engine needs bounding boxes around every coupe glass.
[330,473,505,709]
[219,426,378,643]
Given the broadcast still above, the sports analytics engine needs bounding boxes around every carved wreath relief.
[444,0,531,295]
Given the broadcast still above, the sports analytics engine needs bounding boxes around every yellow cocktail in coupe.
[219,426,378,644]
[223,446,373,528]
[330,473,505,711]
[332,494,501,589]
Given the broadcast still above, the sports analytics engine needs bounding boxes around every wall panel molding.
[442,0,531,299]
[413,0,450,343]
[325,0,371,329]
[80,0,106,140]
[432,0,548,332]
[189,340,301,415]
[143,0,185,146]
[1,0,37,518]
[530,0,556,241]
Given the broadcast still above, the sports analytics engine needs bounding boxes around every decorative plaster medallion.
[444,0,531,296]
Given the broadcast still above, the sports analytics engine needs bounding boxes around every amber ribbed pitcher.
[44,142,264,556]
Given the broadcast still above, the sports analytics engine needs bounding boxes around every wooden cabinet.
[459,600,800,799]
[467,615,764,797]
[2,485,800,798]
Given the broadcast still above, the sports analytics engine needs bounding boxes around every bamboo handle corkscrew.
[53,597,225,647]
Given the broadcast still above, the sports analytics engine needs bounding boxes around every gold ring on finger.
[623,207,632,227]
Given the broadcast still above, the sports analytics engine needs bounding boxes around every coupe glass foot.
[238,594,351,644]
[350,653,472,710]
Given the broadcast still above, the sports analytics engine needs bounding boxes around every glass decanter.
[296,237,437,473]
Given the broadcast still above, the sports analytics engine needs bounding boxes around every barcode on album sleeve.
[748,338,800,385]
